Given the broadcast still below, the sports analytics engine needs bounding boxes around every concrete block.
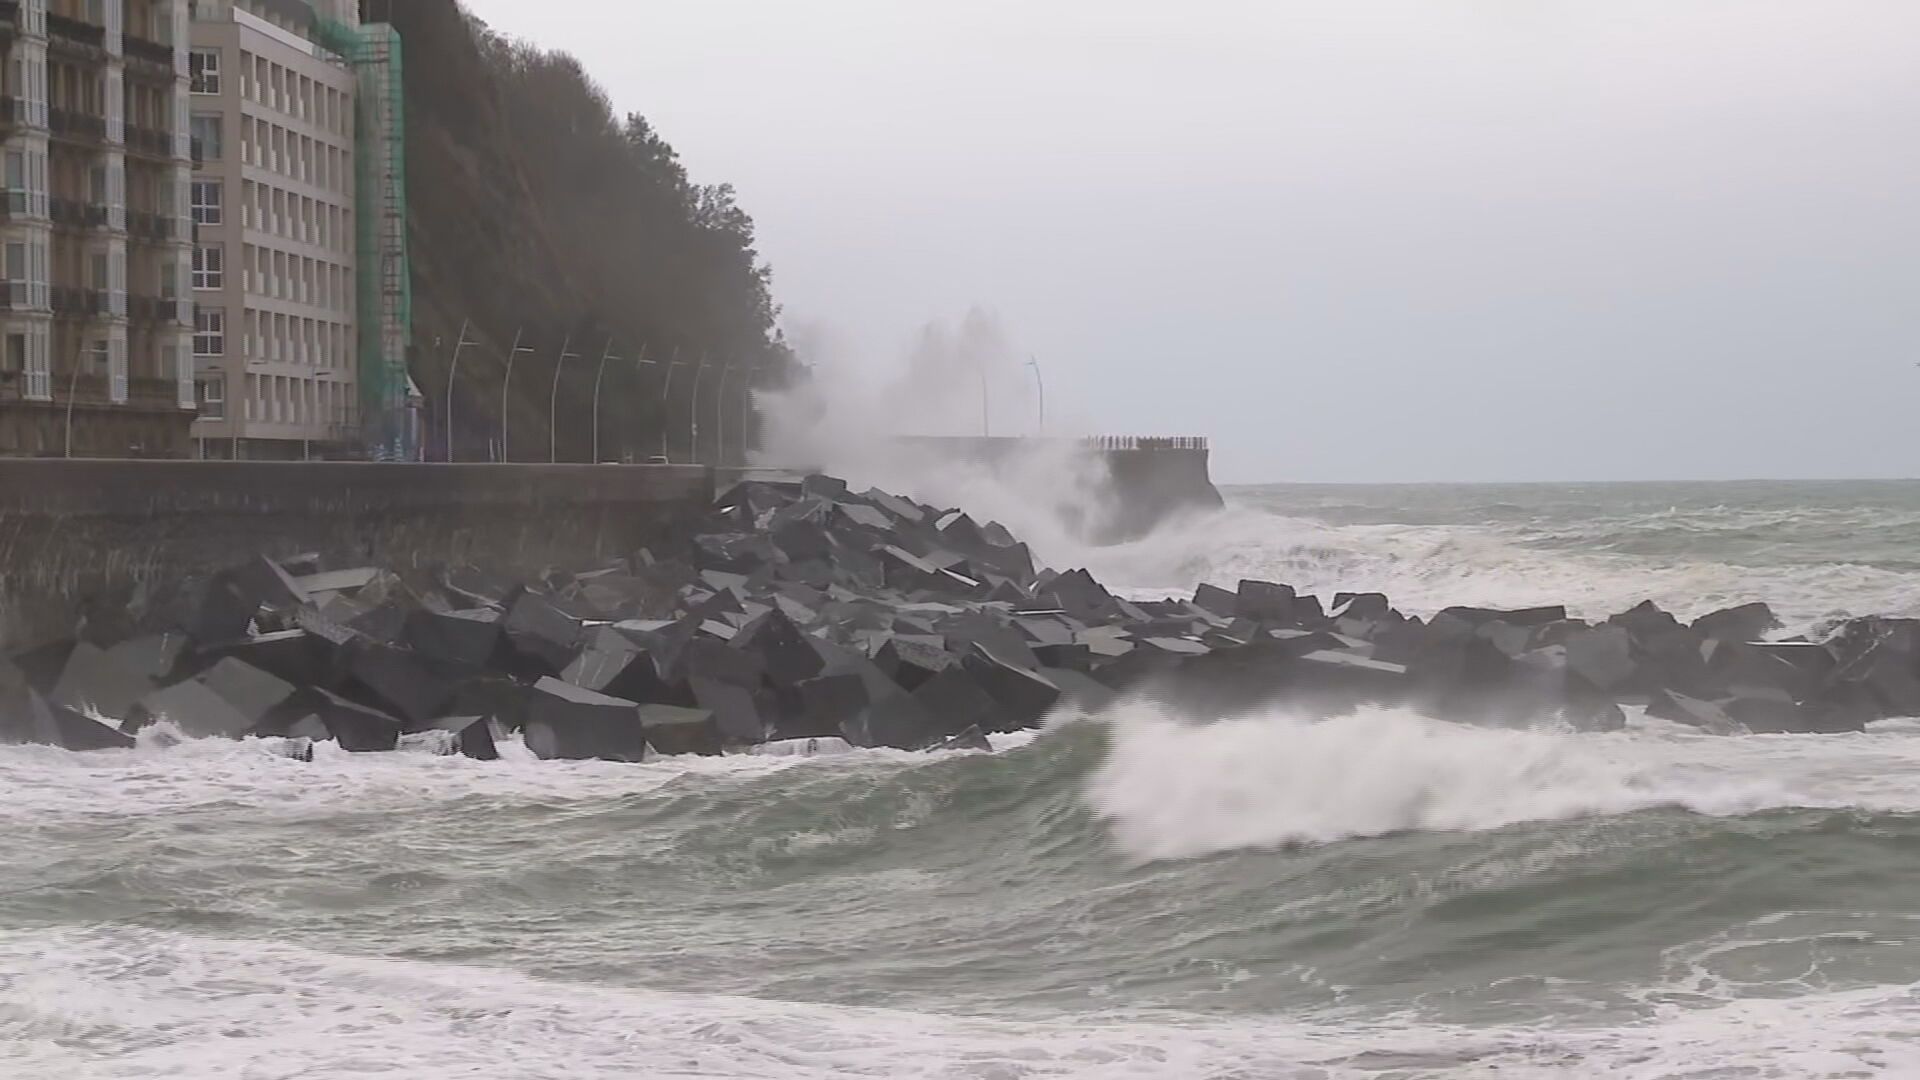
[49,642,153,721]
[1693,602,1781,642]
[524,677,648,762]
[562,627,678,704]
[790,673,870,739]
[1040,667,1118,713]
[105,633,187,684]
[414,715,500,760]
[836,501,895,532]
[944,613,1042,671]
[874,634,959,692]
[22,689,134,750]
[639,704,724,756]
[1441,605,1569,628]
[963,646,1062,729]
[849,689,943,750]
[198,657,298,724]
[346,642,458,724]
[733,609,826,687]
[1192,583,1239,620]
[1236,580,1295,622]
[129,678,254,739]
[1647,690,1743,735]
[312,689,403,752]
[681,635,765,688]
[293,567,382,596]
[690,675,770,744]
[1333,593,1391,620]
[504,592,585,675]
[1564,625,1635,690]
[912,666,1003,736]
[404,608,505,671]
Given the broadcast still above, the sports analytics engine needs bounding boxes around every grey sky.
[459,0,1920,483]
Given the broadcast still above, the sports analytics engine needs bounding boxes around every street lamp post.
[499,328,533,462]
[714,359,734,467]
[590,338,622,464]
[688,351,709,464]
[548,335,581,464]
[63,346,83,458]
[739,359,765,464]
[657,346,681,463]
[444,318,475,462]
[1027,354,1045,435]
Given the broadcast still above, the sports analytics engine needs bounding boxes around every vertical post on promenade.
[714,359,734,467]
[548,336,580,464]
[444,318,475,462]
[590,338,623,464]
[500,328,533,461]
[657,346,681,463]
[688,351,709,464]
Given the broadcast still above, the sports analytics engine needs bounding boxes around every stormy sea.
[9,479,1920,1079]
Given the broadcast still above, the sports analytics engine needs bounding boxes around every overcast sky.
[459,0,1920,483]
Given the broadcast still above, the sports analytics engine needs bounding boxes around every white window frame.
[190,49,221,95]
[194,306,225,357]
[192,243,224,290]
[191,179,222,225]
[197,375,226,419]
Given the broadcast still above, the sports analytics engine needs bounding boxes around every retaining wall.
[0,461,712,649]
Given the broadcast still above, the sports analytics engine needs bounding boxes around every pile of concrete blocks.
[0,475,1908,759]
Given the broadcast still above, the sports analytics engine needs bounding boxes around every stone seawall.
[0,461,712,650]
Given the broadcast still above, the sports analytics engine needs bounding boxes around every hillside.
[376,0,792,463]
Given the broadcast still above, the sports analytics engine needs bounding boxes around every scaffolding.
[312,13,414,461]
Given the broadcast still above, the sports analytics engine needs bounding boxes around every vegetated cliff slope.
[375,0,791,462]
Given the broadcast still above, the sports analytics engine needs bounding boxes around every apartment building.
[188,0,358,459]
[0,0,198,458]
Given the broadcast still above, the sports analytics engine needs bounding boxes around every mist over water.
[12,480,1920,1077]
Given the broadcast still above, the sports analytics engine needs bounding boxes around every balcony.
[50,286,106,318]
[126,210,177,242]
[0,1,18,41]
[47,107,107,144]
[45,12,107,57]
[127,295,170,321]
[125,126,174,159]
[0,96,19,132]
[124,35,176,71]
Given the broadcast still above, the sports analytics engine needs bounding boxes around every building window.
[190,114,222,161]
[192,244,224,290]
[196,376,225,419]
[2,150,22,214]
[3,333,23,374]
[194,307,225,356]
[88,338,109,376]
[190,50,221,95]
[191,180,222,225]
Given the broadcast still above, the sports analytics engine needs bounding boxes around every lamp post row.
[443,328,776,465]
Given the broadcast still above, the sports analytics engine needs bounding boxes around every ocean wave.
[5,926,1919,1079]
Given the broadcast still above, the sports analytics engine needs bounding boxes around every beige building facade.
[0,0,198,458]
[188,0,357,459]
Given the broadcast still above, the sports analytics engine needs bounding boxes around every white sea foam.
[3,926,1918,1080]
[1076,502,1920,635]
[1087,703,1920,862]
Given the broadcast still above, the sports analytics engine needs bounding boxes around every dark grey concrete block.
[690,675,770,744]
[733,609,826,687]
[524,677,647,761]
[127,678,253,739]
[404,608,505,671]
[849,689,943,750]
[1564,626,1635,690]
[415,715,499,760]
[874,634,958,692]
[49,642,153,721]
[198,657,297,724]
[23,689,134,750]
[105,633,187,684]
[912,666,1003,736]
[1693,602,1781,643]
[312,689,403,752]
[1440,605,1568,628]
[1236,580,1296,622]
[346,642,457,724]
[790,673,869,739]
[504,592,585,675]
[963,646,1061,730]
[639,704,724,756]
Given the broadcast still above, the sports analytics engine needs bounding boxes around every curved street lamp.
[499,328,534,461]
[548,336,581,463]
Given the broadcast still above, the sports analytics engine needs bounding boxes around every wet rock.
[311,689,403,752]
[345,642,457,724]
[638,704,724,756]
[503,592,585,676]
[414,715,499,760]
[926,725,993,753]
[1693,603,1781,643]
[1564,626,1636,691]
[524,677,648,762]
[404,608,505,671]
[49,642,153,721]
[21,689,135,750]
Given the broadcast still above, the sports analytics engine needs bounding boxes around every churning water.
[11,480,1920,1078]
